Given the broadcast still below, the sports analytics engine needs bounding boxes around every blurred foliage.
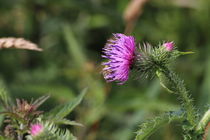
[0,0,209,139]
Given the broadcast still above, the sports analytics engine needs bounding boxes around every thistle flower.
[102,33,136,84]
[30,123,43,136]
[163,42,174,51]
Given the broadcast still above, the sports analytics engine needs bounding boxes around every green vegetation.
[0,0,209,139]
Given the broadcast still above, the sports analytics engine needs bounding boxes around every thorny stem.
[202,122,210,140]
[158,66,197,126]
[196,109,210,132]
[17,124,24,140]
[17,135,22,140]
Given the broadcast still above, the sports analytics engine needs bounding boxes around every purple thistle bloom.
[102,33,136,84]
[163,42,174,51]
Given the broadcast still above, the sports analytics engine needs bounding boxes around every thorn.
[180,51,195,55]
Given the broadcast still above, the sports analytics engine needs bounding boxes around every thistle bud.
[30,123,43,136]
[163,42,174,51]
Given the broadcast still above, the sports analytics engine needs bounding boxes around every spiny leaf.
[0,112,25,123]
[44,88,87,120]
[135,110,184,140]
[53,118,83,127]
[32,95,50,110]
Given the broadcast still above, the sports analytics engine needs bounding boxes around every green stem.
[17,124,24,140]
[158,66,197,126]
[196,109,210,132]
[17,135,22,140]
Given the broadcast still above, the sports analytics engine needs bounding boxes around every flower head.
[102,33,136,84]
[30,123,43,136]
[163,42,174,51]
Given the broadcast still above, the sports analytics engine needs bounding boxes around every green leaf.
[63,24,86,68]
[44,88,87,121]
[0,81,13,110]
[135,110,184,140]
[0,135,12,140]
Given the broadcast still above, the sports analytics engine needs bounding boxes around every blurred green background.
[0,0,209,139]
